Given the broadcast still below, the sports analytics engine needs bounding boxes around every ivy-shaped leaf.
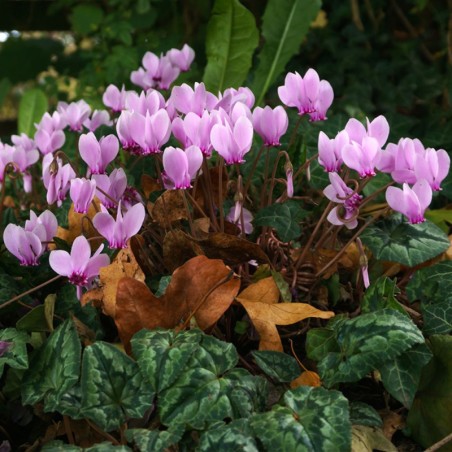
[251,0,321,105]
[198,420,258,451]
[379,343,432,408]
[361,277,407,316]
[349,402,383,427]
[0,328,29,377]
[203,0,258,92]
[131,328,202,393]
[21,319,80,411]
[158,334,267,428]
[252,350,300,383]
[250,386,351,451]
[125,425,185,452]
[422,302,452,335]
[306,310,424,387]
[81,342,154,432]
[254,200,308,242]
[361,214,449,267]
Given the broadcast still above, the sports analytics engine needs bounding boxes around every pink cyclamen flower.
[345,115,390,148]
[324,172,362,229]
[386,179,432,224]
[70,178,96,214]
[278,69,334,121]
[210,116,254,164]
[57,100,91,132]
[170,82,208,116]
[79,132,119,175]
[162,145,203,189]
[83,110,112,132]
[11,133,36,152]
[25,209,58,244]
[125,90,165,116]
[42,155,76,206]
[225,206,253,234]
[342,137,380,178]
[167,44,195,72]
[49,235,110,298]
[318,130,349,173]
[93,202,145,249]
[92,168,127,209]
[414,147,450,191]
[252,106,288,147]
[103,84,128,112]
[3,224,44,266]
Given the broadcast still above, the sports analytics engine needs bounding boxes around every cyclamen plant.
[0,42,451,451]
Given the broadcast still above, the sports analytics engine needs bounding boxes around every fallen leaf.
[290,371,321,388]
[351,425,397,452]
[151,190,187,227]
[163,229,204,271]
[141,174,161,199]
[380,410,405,441]
[114,256,240,350]
[81,243,145,318]
[236,278,334,351]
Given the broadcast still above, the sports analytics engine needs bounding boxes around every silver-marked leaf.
[305,328,339,362]
[254,201,308,242]
[55,384,83,420]
[18,88,48,136]
[422,301,452,335]
[159,335,265,428]
[252,350,300,383]
[0,328,29,377]
[199,421,258,451]
[21,319,80,411]
[251,0,321,105]
[42,441,131,451]
[131,329,202,393]
[203,0,258,92]
[81,342,154,432]
[250,386,351,452]
[361,277,407,316]
[361,215,449,267]
[308,310,424,387]
[379,343,432,408]
[349,402,383,428]
[125,425,184,452]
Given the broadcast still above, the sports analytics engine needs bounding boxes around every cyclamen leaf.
[361,214,449,267]
[199,421,259,451]
[250,386,351,452]
[203,0,259,93]
[0,328,29,377]
[306,310,424,387]
[251,0,321,105]
[349,402,383,428]
[361,277,407,316]
[422,301,452,335]
[252,350,300,383]
[81,342,154,432]
[21,319,80,411]
[18,88,48,137]
[379,342,432,408]
[126,425,185,452]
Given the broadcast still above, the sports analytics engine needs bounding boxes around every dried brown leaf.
[163,229,204,271]
[290,371,321,388]
[151,190,187,227]
[141,174,161,199]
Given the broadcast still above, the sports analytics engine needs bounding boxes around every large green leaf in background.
[21,319,81,411]
[81,342,154,432]
[306,310,424,387]
[18,88,48,137]
[126,425,185,452]
[0,328,29,377]
[250,387,351,451]
[407,335,452,449]
[203,0,258,93]
[406,261,452,335]
[251,0,321,105]
[252,350,300,383]
[361,214,450,267]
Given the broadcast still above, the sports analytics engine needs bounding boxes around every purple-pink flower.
[415,147,450,191]
[324,172,362,229]
[42,155,76,206]
[57,100,91,132]
[24,209,58,245]
[318,130,349,173]
[92,168,127,209]
[386,179,432,224]
[167,44,195,72]
[162,145,203,189]
[70,178,97,214]
[79,132,119,175]
[342,137,380,178]
[49,235,110,298]
[3,224,44,266]
[103,84,128,112]
[252,106,288,147]
[93,202,145,249]
[83,110,112,132]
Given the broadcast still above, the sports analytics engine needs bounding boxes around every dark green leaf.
[254,200,307,242]
[308,310,424,387]
[272,270,292,301]
[379,343,432,408]
[81,342,154,432]
[407,335,452,449]
[251,0,321,105]
[203,0,259,92]
[18,88,48,137]
[305,328,339,362]
[361,277,407,316]
[422,301,452,335]
[126,425,184,452]
[361,215,450,267]
[252,350,300,383]
[70,4,104,35]
[250,387,351,451]
[131,328,202,393]
[21,319,81,411]
[0,328,29,377]
[349,402,383,427]
[16,294,55,332]
[199,421,258,451]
